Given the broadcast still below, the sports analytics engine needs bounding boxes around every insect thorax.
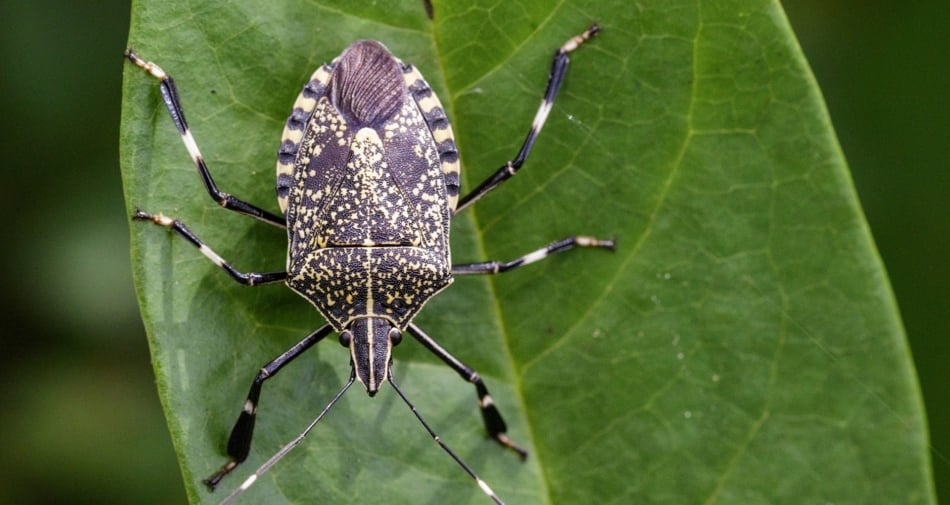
[279,41,455,331]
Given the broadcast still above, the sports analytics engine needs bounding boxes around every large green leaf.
[120,0,934,503]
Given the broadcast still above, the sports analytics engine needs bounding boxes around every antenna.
[388,371,505,505]
[218,366,506,504]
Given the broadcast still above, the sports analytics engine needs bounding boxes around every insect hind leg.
[406,323,528,459]
[205,324,333,490]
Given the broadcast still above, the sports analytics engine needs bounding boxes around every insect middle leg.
[454,23,599,213]
[452,235,614,276]
[406,323,528,459]
[134,209,287,286]
[204,324,334,489]
[125,49,286,227]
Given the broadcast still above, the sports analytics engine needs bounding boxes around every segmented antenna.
[219,367,506,505]
[389,372,506,505]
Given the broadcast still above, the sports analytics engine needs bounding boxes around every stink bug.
[125,23,612,505]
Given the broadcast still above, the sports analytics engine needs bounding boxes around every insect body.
[277,40,457,396]
[125,23,611,505]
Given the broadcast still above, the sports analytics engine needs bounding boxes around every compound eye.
[388,328,402,346]
[339,330,353,347]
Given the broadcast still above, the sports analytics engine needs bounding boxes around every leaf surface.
[120,0,934,503]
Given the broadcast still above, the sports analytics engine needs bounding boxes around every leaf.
[120,0,935,504]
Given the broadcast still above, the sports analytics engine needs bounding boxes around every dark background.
[0,1,945,503]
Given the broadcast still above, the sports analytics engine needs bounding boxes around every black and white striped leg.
[406,323,527,459]
[205,324,334,490]
[133,209,287,286]
[124,49,286,227]
[454,23,599,213]
[388,372,505,505]
[452,235,615,276]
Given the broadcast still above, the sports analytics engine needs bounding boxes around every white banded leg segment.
[454,23,600,213]
[529,99,553,137]
[181,129,203,166]
[452,235,615,276]
[124,49,167,79]
[133,209,287,286]
[560,22,600,53]
[406,324,528,459]
[124,49,286,227]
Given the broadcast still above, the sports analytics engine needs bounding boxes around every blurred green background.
[0,1,944,504]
